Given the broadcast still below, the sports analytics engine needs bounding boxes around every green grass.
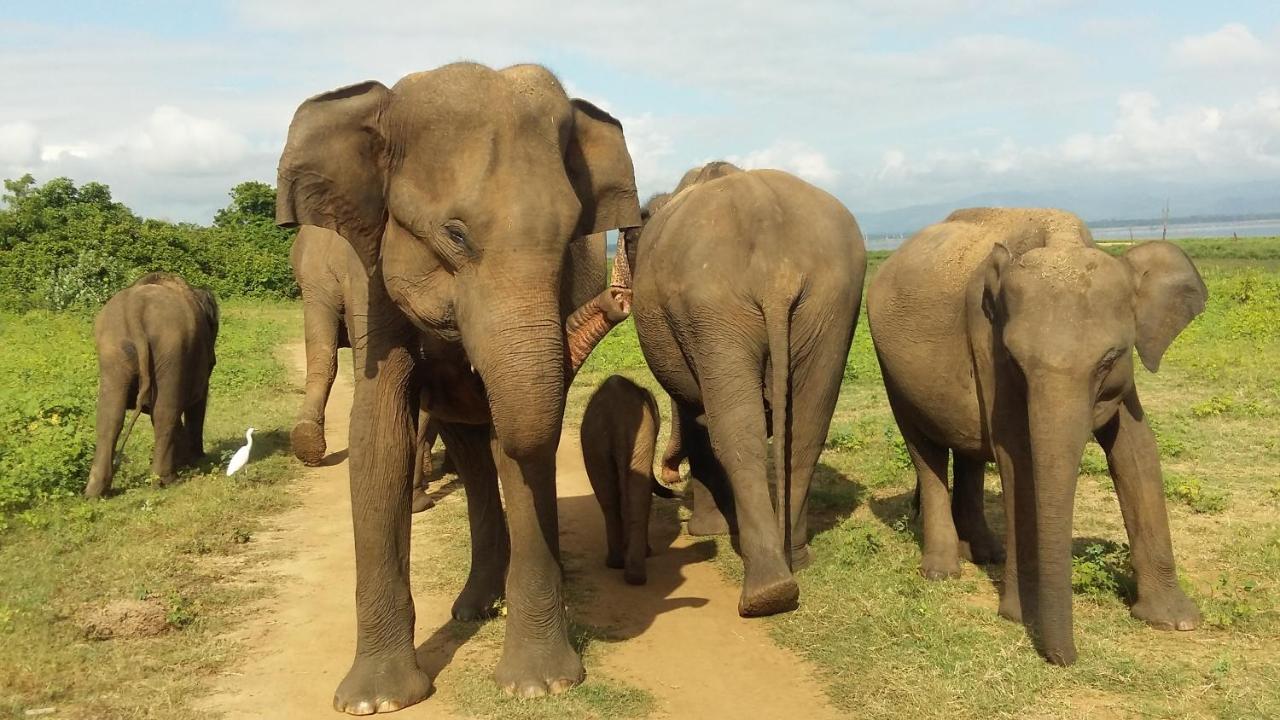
[568,238,1280,719]
[0,300,303,720]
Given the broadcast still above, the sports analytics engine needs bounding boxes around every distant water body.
[865,218,1280,251]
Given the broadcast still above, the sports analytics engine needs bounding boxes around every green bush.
[0,175,298,312]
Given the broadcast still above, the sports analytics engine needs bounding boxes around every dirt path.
[203,343,840,719]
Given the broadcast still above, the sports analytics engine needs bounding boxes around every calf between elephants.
[276,62,641,713]
[580,375,677,585]
[85,272,219,497]
[631,162,867,617]
[867,207,1206,665]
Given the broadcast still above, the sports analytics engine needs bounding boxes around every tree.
[214,181,277,228]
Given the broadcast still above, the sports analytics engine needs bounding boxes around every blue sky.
[1,1,1277,228]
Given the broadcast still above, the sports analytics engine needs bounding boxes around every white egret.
[226,427,255,476]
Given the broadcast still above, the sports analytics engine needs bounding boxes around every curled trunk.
[565,230,634,374]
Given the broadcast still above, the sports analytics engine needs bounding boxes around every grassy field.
[1,236,1276,719]
[571,236,1280,719]
[0,301,303,719]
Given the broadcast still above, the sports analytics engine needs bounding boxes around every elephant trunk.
[565,230,633,374]
[461,285,566,462]
[1026,376,1094,666]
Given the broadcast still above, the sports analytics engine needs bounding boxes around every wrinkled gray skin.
[867,208,1206,665]
[631,162,867,617]
[85,273,218,497]
[580,375,677,585]
[289,225,449,512]
[276,63,640,713]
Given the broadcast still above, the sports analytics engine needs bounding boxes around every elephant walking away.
[276,62,641,711]
[631,162,867,617]
[290,224,450,511]
[867,207,1206,665]
[581,375,677,585]
[84,272,219,497]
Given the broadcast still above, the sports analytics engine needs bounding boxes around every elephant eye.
[443,221,469,248]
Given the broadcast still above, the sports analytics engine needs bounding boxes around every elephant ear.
[276,81,391,270]
[981,243,1012,323]
[560,232,608,322]
[1122,241,1208,372]
[566,99,642,236]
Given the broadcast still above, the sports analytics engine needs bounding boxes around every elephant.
[275,62,641,711]
[631,161,867,617]
[580,375,677,585]
[289,224,449,512]
[866,207,1206,665]
[84,272,219,497]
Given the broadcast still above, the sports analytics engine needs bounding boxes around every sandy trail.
[203,343,839,719]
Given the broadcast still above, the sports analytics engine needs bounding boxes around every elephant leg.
[411,400,434,513]
[953,453,1004,565]
[440,421,509,620]
[1096,392,1199,631]
[900,422,961,580]
[181,396,208,468]
[698,353,795,617]
[660,396,686,486]
[149,375,185,486]
[332,340,431,714]
[85,377,129,498]
[622,461,653,586]
[293,294,341,466]
[492,443,583,698]
[584,443,625,570]
[681,404,734,537]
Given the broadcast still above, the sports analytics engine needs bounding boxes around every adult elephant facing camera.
[867,208,1205,666]
[276,63,640,713]
[631,162,867,617]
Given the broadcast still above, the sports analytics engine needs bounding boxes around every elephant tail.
[765,291,798,568]
[112,406,143,469]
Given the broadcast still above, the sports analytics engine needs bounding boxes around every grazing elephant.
[275,62,640,711]
[580,375,677,585]
[867,208,1206,665]
[85,272,219,497]
[631,162,867,617]
[289,224,448,512]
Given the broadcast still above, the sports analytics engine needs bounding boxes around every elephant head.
[275,63,640,459]
[980,238,1207,663]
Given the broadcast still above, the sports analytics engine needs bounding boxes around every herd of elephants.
[76,63,1210,714]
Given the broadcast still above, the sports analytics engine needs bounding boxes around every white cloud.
[1172,23,1276,69]
[728,141,841,186]
[0,122,40,166]
[128,106,251,175]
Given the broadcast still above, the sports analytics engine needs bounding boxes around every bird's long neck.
[245,431,254,446]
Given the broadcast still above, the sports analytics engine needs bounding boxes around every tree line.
[0,175,298,312]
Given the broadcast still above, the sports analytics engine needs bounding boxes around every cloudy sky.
[1,1,1277,228]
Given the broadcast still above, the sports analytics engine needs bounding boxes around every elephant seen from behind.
[581,375,677,585]
[867,207,1206,665]
[631,161,867,617]
[85,272,219,497]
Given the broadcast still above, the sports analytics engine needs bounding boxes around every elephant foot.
[738,570,799,617]
[494,637,584,698]
[605,550,624,570]
[789,544,814,571]
[624,560,647,586]
[292,420,327,466]
[153,473,177,488]
[998,581,1028,624]
[333,652,433,715]
[686,506,731,536]
[440,453,457,476]
[411,488,435,514]
[920,550,962,580]
[1131,591,1200,631]
[959,533,1006,565]
[452,573,505,621]
[1041,641,1078,667]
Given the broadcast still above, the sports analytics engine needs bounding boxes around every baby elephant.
[581,376,676,585]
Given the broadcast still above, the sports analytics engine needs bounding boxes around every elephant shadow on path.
[560,491,718,644]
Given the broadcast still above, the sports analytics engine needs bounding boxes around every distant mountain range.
[855,180,1280,239]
